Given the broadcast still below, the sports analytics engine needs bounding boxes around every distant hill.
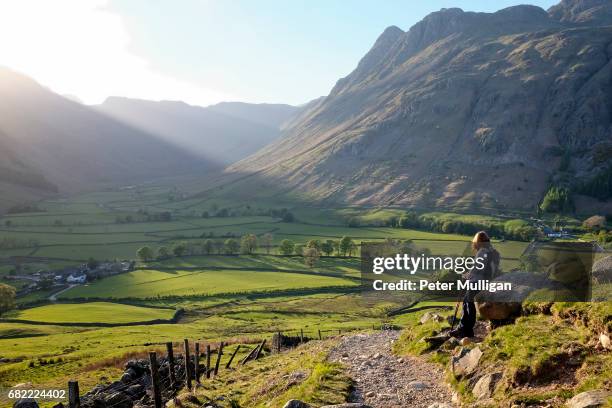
[207,101,300,129]
[96,98,299,165]
[225,0,612,213]
[0,68,215,212]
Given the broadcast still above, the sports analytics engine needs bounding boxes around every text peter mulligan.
[372,279,512,293]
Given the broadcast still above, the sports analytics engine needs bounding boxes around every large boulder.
[474,271,565,303]
[565,390,611,408]
[592,256,612,284]
[451,347,482,378]
[472,372,502,400]
[476,301,521,321]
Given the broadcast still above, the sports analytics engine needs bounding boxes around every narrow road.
[48,284,76,301]
[329,331,455,407]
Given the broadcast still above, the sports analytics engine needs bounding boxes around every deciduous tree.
[0,283,16,316]
[240,234,258,254]
[157,246,170,260]
[261,233,273,254]
[303,247,320,268]
[136,246,154,262]
[225,238,239,254]
[339,236,353,257]
[203,239,214,255]
[279,239,295,256]
[321,240,334,256]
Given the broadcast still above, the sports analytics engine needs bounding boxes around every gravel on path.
[328,331,455,408]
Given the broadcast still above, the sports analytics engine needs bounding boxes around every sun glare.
[0,0,234,105]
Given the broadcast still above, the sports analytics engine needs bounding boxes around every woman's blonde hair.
[471,231,491,253]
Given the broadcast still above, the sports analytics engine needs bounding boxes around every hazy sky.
[0,0,557,107]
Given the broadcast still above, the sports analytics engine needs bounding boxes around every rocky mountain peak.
[549,0,612,25]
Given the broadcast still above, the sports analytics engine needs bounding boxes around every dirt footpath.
[328,331,455,408]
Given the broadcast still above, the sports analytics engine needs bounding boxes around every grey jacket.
[465,246,500,283]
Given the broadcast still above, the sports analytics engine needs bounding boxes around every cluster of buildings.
[52,261,135,284]
[11,261,134,297]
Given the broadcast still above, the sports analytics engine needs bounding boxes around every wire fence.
[58,324,389,408]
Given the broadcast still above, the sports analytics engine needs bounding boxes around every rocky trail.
[328,331,455,408]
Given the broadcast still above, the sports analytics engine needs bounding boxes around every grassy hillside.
[4,302,175,324]
[60,269,356,299]
[392,302,612,407]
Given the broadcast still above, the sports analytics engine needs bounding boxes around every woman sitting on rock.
[450,230,500,338]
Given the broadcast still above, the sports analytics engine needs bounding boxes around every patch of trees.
[200,205,295,222]
[136,234,360,265]
[384,212,536,242]
[540,186,574,214]
[280,237,356,258]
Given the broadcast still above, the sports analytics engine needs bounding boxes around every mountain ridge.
[96,97,298,165]
[224,0,612,213]
[0,68,215,212]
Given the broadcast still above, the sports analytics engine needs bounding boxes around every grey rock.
[451,347,483,378]
[472,372,502,400]
[408,381,429,390]
[442,337,460,350]
[13,400,38,408]
[420,311,444,324]
[599,333,611,350]
[592,256,612,284]
[104,392,133,408]
[566,390,611,408]
[475,271,568,304]
[120,372,133,383]
[427,403,454,408]
[422,334,450,349]
[282,400,312,408]
[125,384,145,397]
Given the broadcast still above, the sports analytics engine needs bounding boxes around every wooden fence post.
[213,342,223,376]
[254,339,266,360]
[318,329,322,340]
[277,331,282,353]
[68,380,80,408]
[183,339,192,390]
[300,329,304,343]
[166,342,176,387]
[149,352,162,408]
[338,329,342,335]
[194,343,200,383]
[240,345,257,365]
[206,344,211,379]
[226,345,240,369]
